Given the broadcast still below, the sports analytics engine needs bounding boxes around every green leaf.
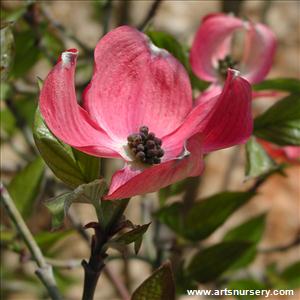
[35,230,73,253]
[223,214,266,269]
[1,6,26,23]
[100,198,129,230]
[186,241,251,283]
[14,94,37,127]
[189,71,210,91]
[44,193,65,229]
[226,279,266,299]
[11,30,40,78]
[0,82,12,100]
[132,263,175,300]
[0,230,15,243]
[72,148,101,183]
[40,24,64,58]
[134,236,143,255]
[7,157,44,218]
[33,108,101,188]
[224,214,266,242]
[147,30,209,91]
[107,223,150,253]
[245,137,279,178]
[0,23,14,81]
[280,261,300,289]
[0,108,16,137]
[33,109,84,188]
[254,95,300,146]
[253,78,300,94]
[174,262,198,294]
[156,192,254,241]
[45,180,107,228]
[147,31,188,66]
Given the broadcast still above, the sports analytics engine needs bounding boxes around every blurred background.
[1,1,299,299]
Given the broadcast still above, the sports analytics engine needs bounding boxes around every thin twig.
[105,266,131,300]
[0,183,62,300]
[102,0,113,36]
[116,0,131,26]
[45,258,82,269]
[138,0,163,30]
[248,176,267,193]
[259,235,300,253]
[221,0,244,15]
[1,240,82,269]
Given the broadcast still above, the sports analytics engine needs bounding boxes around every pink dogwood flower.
[40,26,252,200]
[190,14,299,164]
[190,13,277,86]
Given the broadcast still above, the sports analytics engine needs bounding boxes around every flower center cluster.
[127,126,164,165]
[218,55,238,79]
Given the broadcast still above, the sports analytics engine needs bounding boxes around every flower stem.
[0,183,62,300]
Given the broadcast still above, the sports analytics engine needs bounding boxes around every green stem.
[0,183,62,300]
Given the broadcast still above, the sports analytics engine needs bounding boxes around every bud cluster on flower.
[127,126,164,165]
[218,55,238,79]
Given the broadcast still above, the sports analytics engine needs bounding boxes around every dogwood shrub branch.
[81,198,130,300]
[0,183,62,300]
[66,207,131,299]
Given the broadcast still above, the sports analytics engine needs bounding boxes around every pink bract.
[190,13,277,84]
[40,26,252,200]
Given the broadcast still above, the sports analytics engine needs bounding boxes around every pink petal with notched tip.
[190,14,244,82]
[39,49,120,158]
[200,71,253,152]
[241,22,276,84]
[105,133,204,200]
[83,26,193,143]
[163,69,252,156]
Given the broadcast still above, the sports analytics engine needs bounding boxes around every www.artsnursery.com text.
[186,288,294,298]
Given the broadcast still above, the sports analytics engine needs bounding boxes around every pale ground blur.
[1,1,300,300]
